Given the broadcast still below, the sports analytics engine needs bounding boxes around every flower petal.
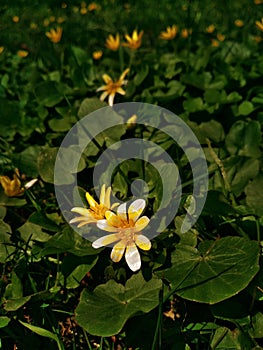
[86,192,97,208]
[125,244,141,271]
[102,74,112,83]
[134,216,150,231]
[92,233,120,248]
[105,210,122,227]
[99,184,106,205]
[128,199,145,222]
[117,202,128,221]
[111,240,126,262]
[135,234,151,251]
[97,218,118,232]
[71,207,90,216]
[99,91,109,101]
[103,186,111,208]
[119,68,130,81]
[108,93,115,106]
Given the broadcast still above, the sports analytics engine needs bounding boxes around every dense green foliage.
[0,0,263,349]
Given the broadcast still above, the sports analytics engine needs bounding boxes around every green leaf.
[18,320,63,350]
[211,326,253,350]
[183,97,205,113]
[18,221,51,243]
[250,312,263,338]
[203,191,236,216]
[0,192,26,207]
[35,81,64,107]
[0,316,10,328]
[78,97,107,118]
[237,101,254,116]
[4,296,31,311]
[225,120,261,158]
[0,220,15,263]
[156,237,259,304]
[245,175,263,216]
[12,146,41,177]
[75,272,162,336]
[65,263,96,289]
[134,65,149,86]
[188,120,225,143]
[28,212,59,232]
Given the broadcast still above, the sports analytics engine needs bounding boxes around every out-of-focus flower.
[30,22,37,29]
[181,28,192,38]
[12,16,19,23]
[126,114,137,128]
[211,39,219,47]
[206,24,215,33]
[217,33,225,41]
[45,27,63,43]
[0,47,4,54]
[97,68,129,106]
[182,4,188,11]
[105,33,120,51]
[57,17,65,24]
[43,18,50,27]
[254,36,263,43]
[70,185,118,227]
[93,50,103,60]
[73,6,79,13]
[80,7,88,14]
[122,30,143,50]
[61,2,67,8]
[159,25,178,40]
[50,16,56,22]
[234,19,244,27]
[0,171,24,197]
[256,18,263,31]
[254,0,263,4]
[88,2,99,11]
[17,50,29,58]
[92,199,151,272]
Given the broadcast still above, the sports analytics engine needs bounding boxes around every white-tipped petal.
[99,184,106,205]
[125,244,141,271]
[104,186,111,208]
[128,199,145,222]
[135,216,150,232]
[117,202,128,221]
[99,91,109,101]
[24,178,38,189]
[110,240,126,262]
[97,219,118,232]
[108,93,115,107]
[135,234,151,251]
[105,211,121,227]
[92,234,119,248]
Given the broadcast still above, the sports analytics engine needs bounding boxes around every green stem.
[151,285,163,350]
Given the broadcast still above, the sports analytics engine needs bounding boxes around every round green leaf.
[0,316,10,328]
[156,237,259,304]
[75,272,162,336]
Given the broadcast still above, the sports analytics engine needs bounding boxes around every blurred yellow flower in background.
[211,39,219,47]
[17,50,29,57]
[88,2,99,11]
[159,25,178,40]
[181,28,192,38]
[12,16,19,23]
[122,30,143,50]
[43,18,50,26]
[256,18,263,31]
[234,19,244,27]
[0,47,4,54]
[97,68,130,106]
[217,33,225,41]
[254,0,263,4]
[206,24,215,33]
[45,27,63,43]
[105,33,120,51]
[93,50,103,60]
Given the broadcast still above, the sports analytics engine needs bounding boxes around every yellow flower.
[126,114,137,128]
[254,35,263,43]
[97,68,129,106]
[0,47,4,54]
[73,6,79,13]
[105,33,120,51]
[45,27,63,43]
[70,185,118,227]
[217,33,225,42]
[256,18,263,31]
[61,2,67,8]
[30,22,37,29]
[206,24,215,33]
[17,50,29,58]
[57,17,65,24]
[92,199,151,272]
[12,16,19,23]
[0,170,24,197]
[92,50,103,60]
[211,39,219,47]
[159,25,178,40]
[50,16,56,22]
[122,30,143,50]
[88,2,99,11]
[234,19,244,27]
[43,18,50,27]
[80,7,88,14]
[181,28,192,38]
[254,0,263,4]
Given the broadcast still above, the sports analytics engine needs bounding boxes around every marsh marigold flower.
[256,18,263,31]
[105,33,120,51]
[70,185,118,227]
[12,16,19,23]
[234,19,244,27]
[92,50,103,60]
[0,171,24,197]
[17,50,29,58]
[206,24,215,33]
[159,25,178,40]
[92,199,151,272]
[45,27,63,43]
[122,30,143,50]
[181,28,192,38]
[97,68,129,106]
